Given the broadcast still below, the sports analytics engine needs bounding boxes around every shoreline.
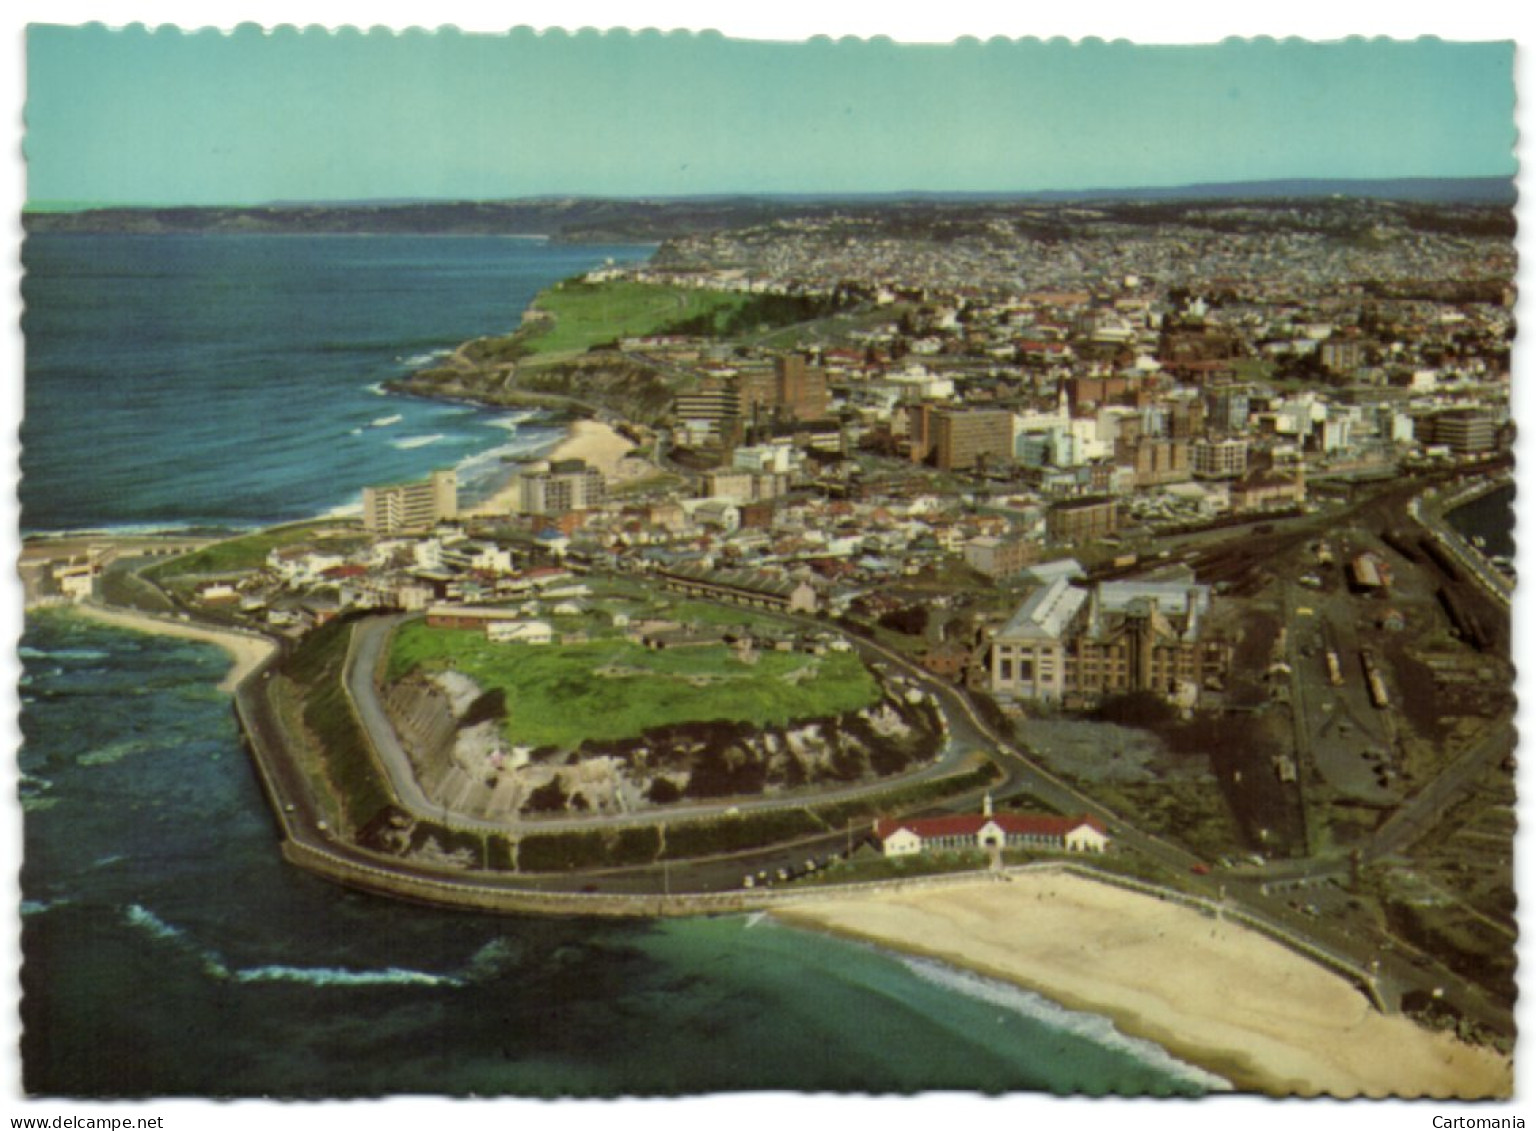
[773,872,1512,1099]
[69,602,277,693]
[471,418,643,517]
[1442,475,1515,557]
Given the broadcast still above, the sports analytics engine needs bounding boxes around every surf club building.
[875,800,1109,858]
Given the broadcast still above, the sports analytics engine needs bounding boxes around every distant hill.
[23,177,1515,239]
[746,176,1517,206]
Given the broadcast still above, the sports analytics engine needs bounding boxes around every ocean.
[16,233,1219,1098]
[19,233,653,533]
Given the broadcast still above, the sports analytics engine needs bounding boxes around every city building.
[732,440,804,476]
[486,620,555,645]
[1205,385,1252,433]
[876,799,1108,857]
[673,383,742,441]
[363,470,458,534]
[1425,409,1497,454]
[515,460,606,516]
[774,353,829,422]
[987,577,1085,701]
[1191,437,1249,480]
[989,579,1230,706]
[702,471,789,503]
[1319,337,1370,375]
[909,406,1015,471]
[656,563,819,614]
[962,534,1038,578]
[1118,436,1191,487]
[1230,468,1306,514]
[1046,496,1122,544]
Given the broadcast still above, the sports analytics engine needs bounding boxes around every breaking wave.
[898,956,1232,1092]
[124,903,187,944]
[20,646,113,662]
[233,965,464,988]
[392,434,445,451]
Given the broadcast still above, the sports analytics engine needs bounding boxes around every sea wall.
[235,670,1390,1010]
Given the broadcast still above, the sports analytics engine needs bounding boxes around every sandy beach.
[473,419,651,517]
[72,603,276,693]
[546,419,638,474]
[776,871,1512,1098]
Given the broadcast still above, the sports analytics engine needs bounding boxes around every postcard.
[13,16,1520,1117]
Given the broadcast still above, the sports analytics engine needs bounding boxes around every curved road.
[345,612,986,835]
[246,518,1516,1032]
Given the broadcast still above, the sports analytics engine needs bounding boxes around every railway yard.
[1026,467,1517,1029]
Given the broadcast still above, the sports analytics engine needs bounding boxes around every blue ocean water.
[21,233,650,532]
[17,235,1222,1098]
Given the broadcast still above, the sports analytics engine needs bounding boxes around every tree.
[647,777,683,805]
[525,776,569,813]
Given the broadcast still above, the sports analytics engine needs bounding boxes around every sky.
[22,23,1518,206]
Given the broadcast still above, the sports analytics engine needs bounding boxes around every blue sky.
[24,26,1516,206]
[24,26,1517,206]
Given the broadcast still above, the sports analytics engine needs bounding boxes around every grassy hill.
[520,279,752,358]
[387,621,881,749]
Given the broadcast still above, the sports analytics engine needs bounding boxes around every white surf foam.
[233,964,464,988]
[21,645,113,663]
[391,434,446,451]
[123,903,187,943]
[898,955,1232,1091]
[398,350,450,368]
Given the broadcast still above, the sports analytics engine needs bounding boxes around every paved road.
[1412,479,1514,607]
[238,605,1520,1030]
[1360,717,1515,865]
[234,467,1519,1032]
[346,612,985,835]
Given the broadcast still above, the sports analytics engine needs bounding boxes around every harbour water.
[1445,480,1515,560]
[17,234,1219,1098]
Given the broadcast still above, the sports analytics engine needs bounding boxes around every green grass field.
[143,521,364,580]
[522,279,751,358]
[388,622,881,748]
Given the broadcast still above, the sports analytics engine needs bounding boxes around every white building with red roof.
[874,798,1108,858]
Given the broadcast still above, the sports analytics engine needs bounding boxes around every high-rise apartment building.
[362,470,458,534]
[515,461,606,515]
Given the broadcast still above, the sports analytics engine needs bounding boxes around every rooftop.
[996,577,1087,642]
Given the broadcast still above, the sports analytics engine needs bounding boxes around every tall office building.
[775,354,828,422]
[908,407,1014,471]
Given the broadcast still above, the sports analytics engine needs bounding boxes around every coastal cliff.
[387,346,677,424]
